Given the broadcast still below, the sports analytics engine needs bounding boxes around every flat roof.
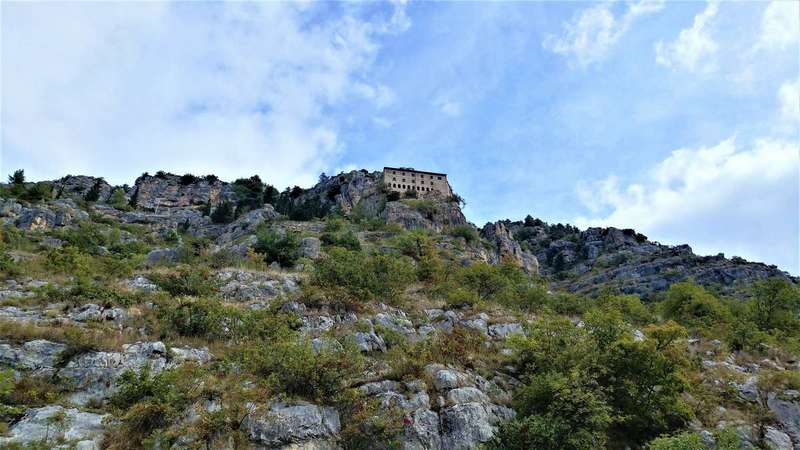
[383,166,447,177]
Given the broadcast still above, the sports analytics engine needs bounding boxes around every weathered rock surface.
[383,201,467,232]
[245,401,341,448]
[501,218,797,299]
[53,175,113,203]
[129,173,235,210]
[0,405,108,448]
[0,339,66,372]
[480,222,539,274]
[218,269,300,302]
[59,341,169,405]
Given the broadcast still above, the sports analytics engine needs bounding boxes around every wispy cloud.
[756,0,800,52]
[575,135,799,273]
[2,2,409,187]
[655,2,718,73]
[544,0,665,68]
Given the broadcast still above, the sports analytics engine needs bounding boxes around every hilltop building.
[382,167,452,197]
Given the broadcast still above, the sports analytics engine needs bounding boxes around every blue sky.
[2,1,798,273]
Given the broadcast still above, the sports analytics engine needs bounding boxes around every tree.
[108,188,129,210]
[7,169,24,184]
[750,277,800,331]
[253,228,300,268]
[84,178,105,202]
[210,202,236,224]
[488,373,612,450]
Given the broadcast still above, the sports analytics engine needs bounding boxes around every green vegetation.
[0,174,797,450]
[253,227,301,267]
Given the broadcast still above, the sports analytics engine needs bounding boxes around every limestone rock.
[59,341,168,405]
[130,173,235,210]
[480,221,539,274]
[300,236,322,259]
[439,402,514,450]
[0,339,67,371]
[145,247,178,266]
[53,175,113,203]
[0,405,108,448]
[245,401,341,448]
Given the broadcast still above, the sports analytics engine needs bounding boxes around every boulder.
[403,408,442,450]
[487,323,523,339]
[53,175,113,203]
[59,341,168,405]
[0,339,67,371]
[439,402,514,450]
[0,405,108,448]
[769,391,800,446]
[145,247,179,266]
[300,237,322,259]
[246,401,341,448]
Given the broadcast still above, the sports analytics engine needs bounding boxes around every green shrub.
[308,248,415,307]
[246,337,365,401]
[660,282,732,329]
[19,183,53,203]
[211,201,236,224]
[253,228,300,268]
[150,266,218,297]
[321,229,361,251]
[447,225,479,244]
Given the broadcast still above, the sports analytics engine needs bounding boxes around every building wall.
[382,167,452,197]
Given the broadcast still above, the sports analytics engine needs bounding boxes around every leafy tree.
[19,183,52,202]
[210,201,236,224]
[233,175,265,214]
[660,282,731,329]
[253,228,301,268]
[108,188,129,210]
[263,184,279,205]
[487,372,612,450]
[749,277,800,331]
[7,169,24,184]
[179,174,198,185]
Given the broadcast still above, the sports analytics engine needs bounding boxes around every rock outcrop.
[129,173,235,210]
[53,175,113,203]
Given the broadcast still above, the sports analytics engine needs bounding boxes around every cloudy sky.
[2,1,798,273]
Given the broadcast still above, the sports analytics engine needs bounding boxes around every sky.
[1,1,798,274]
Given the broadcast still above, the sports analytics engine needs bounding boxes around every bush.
[246,337,365,401]
[7,169,24,185]
[308,248,415,307]
[447,225,479,244]
[150,266,219,297]
[321,229,361,251]
[179,174,198,185]
[211,201,236,224]
[660,282,731,329]
[386,191,401,202]
[253,228,300,268]
[108,188,131,211]
[19,183,53,203]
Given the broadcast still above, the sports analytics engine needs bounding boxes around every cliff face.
[498,218,795,299]
[129,173,235,210]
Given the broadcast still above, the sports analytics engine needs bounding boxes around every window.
[402,179,406,182]
[437,176,442,180]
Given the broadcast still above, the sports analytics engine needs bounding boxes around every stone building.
[382,167,452,197]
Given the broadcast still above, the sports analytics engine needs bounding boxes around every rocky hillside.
[0,169,798,450]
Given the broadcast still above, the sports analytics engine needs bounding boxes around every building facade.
[382,167,452,197]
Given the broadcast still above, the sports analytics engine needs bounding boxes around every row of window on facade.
[391,177,440,186]
[389,170,443,180]
[392,183,435,192]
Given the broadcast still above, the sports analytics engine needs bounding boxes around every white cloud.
[544,0,665,67]
[779,78,800,124]
[757,0,800,51]
[1,2,408,187]
[575,136,799,273]
[655,2,719,73]
[434,97,463,117]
